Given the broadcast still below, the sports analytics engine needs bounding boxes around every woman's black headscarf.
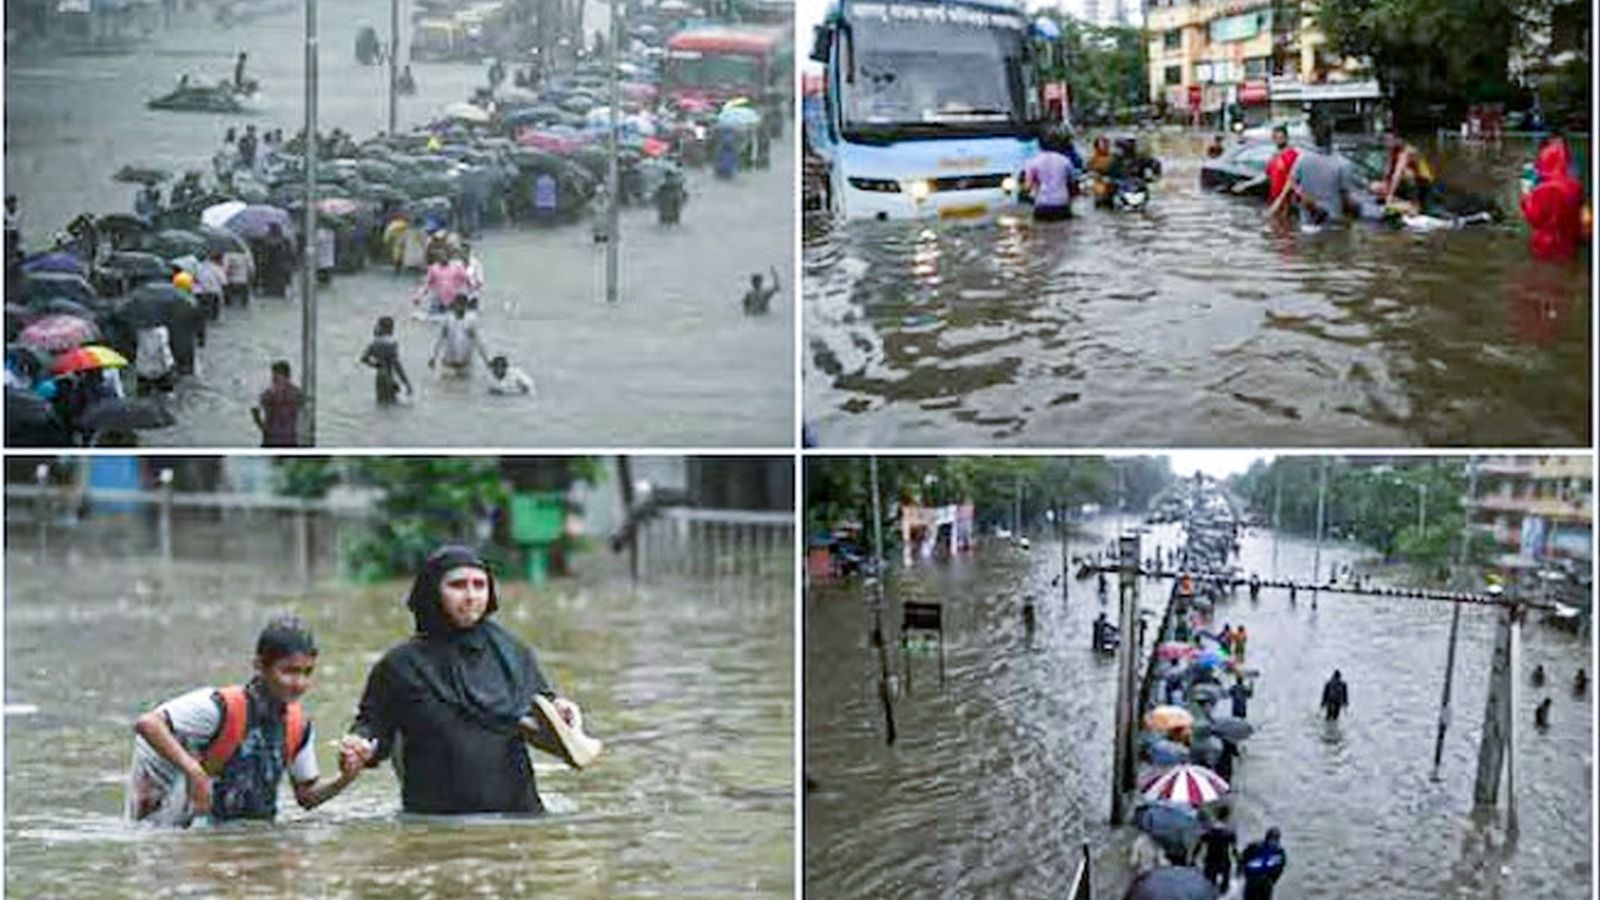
[403,545,547,731]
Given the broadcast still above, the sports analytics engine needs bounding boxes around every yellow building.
[1144,0,1372,125]
[1468,456,1593,562]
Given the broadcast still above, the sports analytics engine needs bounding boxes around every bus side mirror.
[810,24,830,64]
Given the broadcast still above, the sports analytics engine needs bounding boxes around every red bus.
[663,25,791,110]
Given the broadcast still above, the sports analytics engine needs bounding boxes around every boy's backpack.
[200,685,307,776]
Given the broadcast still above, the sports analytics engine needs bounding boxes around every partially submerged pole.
[1472,604,1514,812]
[869,456,895,745]
[603,0,620,303]
[1311,459,1327,602]
[387,0,399,133]
[1431,460,1477,779]
[300,0,319,446]
[1111,530,1140,824]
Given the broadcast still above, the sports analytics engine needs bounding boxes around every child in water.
[487,354,535,396]
[127,617,360,827]
[742,266,780,316]
[360,316,412,406]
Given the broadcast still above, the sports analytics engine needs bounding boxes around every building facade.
[1144,0,1372,125]
[1468,456,1593,564]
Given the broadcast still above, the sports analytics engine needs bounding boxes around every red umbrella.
[51,344,128,375]
[1156,641,1198,662]
[1139,764,1229,807]
[19,314,98,352]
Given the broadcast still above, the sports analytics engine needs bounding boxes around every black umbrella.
[28,297,99,320]
[197,225,249,257]
[101,251,175,290]
[1206,718,1254,742]
[113,165,170,186]
[1125,866,1219,900]
[117,283,194,329]
[96,213,155,247]
[1133,803,1199,863]
[146,229,209,261]
[6,386,69,446]
[18,272,98,306]
[77,396,177,432]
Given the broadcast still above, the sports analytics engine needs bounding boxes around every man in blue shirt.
[1240,826,1287,899]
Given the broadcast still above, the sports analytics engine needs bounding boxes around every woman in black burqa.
[338,545,574,814]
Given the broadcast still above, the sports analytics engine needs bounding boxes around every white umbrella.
[444,102,492,124]
[200,200,248,229]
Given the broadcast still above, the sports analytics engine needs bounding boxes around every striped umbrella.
[19,314,98,352]
[1139,764,1229,807]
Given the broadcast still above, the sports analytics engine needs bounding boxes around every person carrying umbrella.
[1239,827,1286,899]
[1194,805,1238,892]
[257,223,294,298]
[1228,674,1251,720]
[1320,670,1349,722]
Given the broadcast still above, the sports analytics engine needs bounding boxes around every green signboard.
[1210,11,1268,43]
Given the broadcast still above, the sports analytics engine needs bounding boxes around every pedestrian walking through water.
[1320,670,1349,722]
[1239,827,1287,900]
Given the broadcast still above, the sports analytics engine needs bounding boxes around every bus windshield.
[668,53,764,90]
[840,13,1028,137]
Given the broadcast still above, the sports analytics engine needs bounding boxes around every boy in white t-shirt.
[127,616,360,827]
[487,354,535,396]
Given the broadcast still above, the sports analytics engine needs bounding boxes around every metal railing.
[637,507,794,583]
[6,482,374,582]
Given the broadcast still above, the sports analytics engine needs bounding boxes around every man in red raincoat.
[1520,137,1585,261]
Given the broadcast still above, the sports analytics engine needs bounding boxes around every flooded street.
[6,0,794,446]
[803,138,1590,447]
[5,517,794,897]
[804,516,1592,898]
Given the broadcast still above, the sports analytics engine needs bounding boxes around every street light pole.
[388,0,399,133]
[604,0,620,303]
[300,0,319,446]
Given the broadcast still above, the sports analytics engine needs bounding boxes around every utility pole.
[1110,530,1140,824]
[1271,466,1282,574]
[388,0,399,133]
[1061,504,1069,602]
[1431,460,1477,779]
[1418,482,1428,535]
[869,456,895,745]
[1312,459,1327,594]
[300,0,319,447]
[1473,602,1515,815]
[603,0,621,303]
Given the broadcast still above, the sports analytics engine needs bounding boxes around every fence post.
[638,518,650,583]
[34,463,50,563]
[157,468,174,562]
[296,499,311,588]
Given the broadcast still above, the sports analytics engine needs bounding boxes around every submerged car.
[1200,138,1501,221]
[147,81,258,114]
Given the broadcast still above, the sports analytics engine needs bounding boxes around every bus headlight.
[1001,175,1018,194]
[907,179,932,201]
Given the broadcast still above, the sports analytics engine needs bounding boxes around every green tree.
[1316,0,1530,129]
[1036,16,1148,122]
[345,458,512,581]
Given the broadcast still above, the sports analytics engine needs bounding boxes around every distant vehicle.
[664,25,792,115]
[147,80,258,114]
[1202,137,1500,221]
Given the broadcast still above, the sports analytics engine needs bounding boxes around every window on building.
[1244,57,1269,79]
[1164,30,1182,51]
[1164,65,1182,85]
